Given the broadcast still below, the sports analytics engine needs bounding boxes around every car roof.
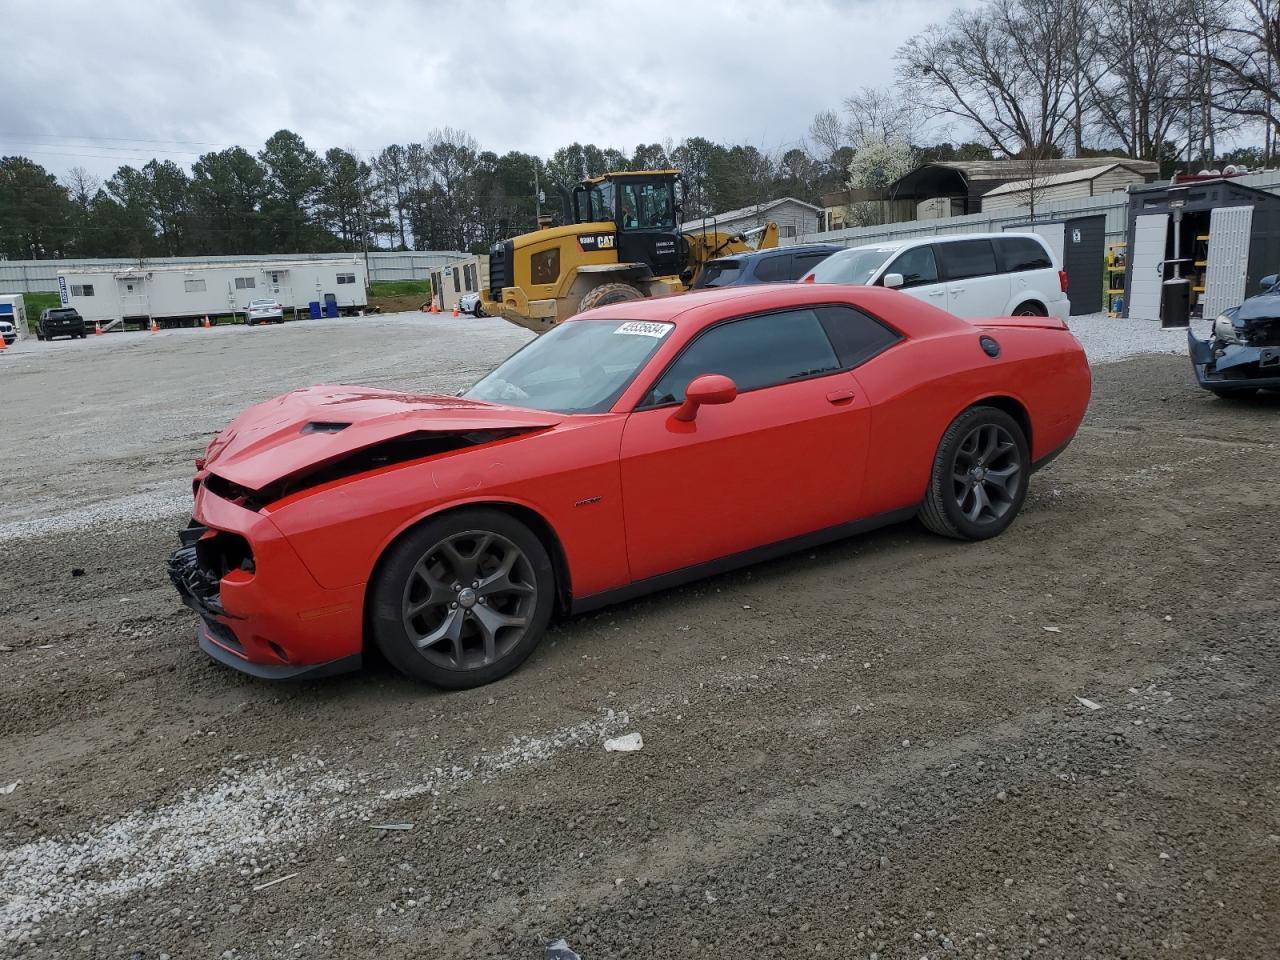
[709,243,844,264]
[839,231,1048,254]
[574,281,963,335]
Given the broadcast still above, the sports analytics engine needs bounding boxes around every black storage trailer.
[1122,178,1280,322]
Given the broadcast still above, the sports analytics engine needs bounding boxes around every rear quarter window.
[752,254,795,283]
[815,305,902,368]
[997,236,1053,272]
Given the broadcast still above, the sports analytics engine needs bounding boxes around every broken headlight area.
[1212,313,1242,345]
[167,523,255,616]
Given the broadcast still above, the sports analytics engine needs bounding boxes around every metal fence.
[0,250,471,294]
[792,169,1280,248]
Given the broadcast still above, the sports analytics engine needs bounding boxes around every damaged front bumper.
[167,484,366,681]
[1187,329,1280,392]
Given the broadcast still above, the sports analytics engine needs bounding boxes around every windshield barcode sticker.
[614,321,672,338]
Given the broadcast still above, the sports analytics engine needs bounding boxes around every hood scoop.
[301,421,351,434]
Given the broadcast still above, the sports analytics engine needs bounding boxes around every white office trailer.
[430,255,488,312]
[55,257,368,328]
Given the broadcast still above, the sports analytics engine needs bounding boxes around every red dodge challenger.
[169,284,1091,688]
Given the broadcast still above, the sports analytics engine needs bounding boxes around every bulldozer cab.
[570,171,684,278]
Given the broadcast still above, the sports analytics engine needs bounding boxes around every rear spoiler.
[972,315,1069,331]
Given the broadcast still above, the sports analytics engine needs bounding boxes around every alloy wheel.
[401,530,538,671]
[950,423,1023,525]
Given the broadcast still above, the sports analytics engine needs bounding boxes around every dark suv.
[37,307,87,341]
[691,244,843,289]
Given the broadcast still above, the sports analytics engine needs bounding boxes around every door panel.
[1128,213,1169,320]
[1202,206,1253,318]
[619,375,869,581]
[937,240,1009,316]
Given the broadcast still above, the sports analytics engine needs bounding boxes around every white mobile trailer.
[55,257,367,328]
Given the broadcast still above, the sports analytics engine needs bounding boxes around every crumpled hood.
[1234,290,1280,324]
[202,385,560,492]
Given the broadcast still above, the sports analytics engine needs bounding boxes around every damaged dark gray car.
[1189,272,1280,396]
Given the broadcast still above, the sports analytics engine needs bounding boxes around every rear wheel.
[1012,301,1047,317]
[918,406,1029,541]
[578,282,644,313]
[369,509,555,689]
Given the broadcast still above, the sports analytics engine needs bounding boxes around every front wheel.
[918,406,1030,541]
[1012,301,1047,317]
[1209,387,1257,400]
[577,282,644,314]
[369,509,555,689]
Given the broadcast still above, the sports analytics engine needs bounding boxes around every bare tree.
[841,86,924,147]
[1089,0,1187,159]
[1200,0,1280,162]
[62,166,100,211]
[896,0,1075,155]
[1001,145,1060,216]
[808,109,846,159]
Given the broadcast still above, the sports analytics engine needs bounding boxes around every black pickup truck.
[36,307,87,341]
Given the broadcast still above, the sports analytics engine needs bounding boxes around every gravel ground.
[1063,311,1196,364]
[0,310,1277,959]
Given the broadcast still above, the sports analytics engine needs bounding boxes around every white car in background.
[804,232,1070,320]
[244,299,285,326]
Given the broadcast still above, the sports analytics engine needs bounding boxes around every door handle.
[951,287,966,294]
[826,389,855,404]
[927,289,946,297]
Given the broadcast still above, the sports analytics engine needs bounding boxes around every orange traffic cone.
[431,301,440,314]
[0,334,7,351]
[95,322,102,336]
[203,315,212,329]
[452,305,459,317]
[150,319,158,333]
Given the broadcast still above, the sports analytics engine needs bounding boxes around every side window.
[997,236,1052,272]
[453,269,461,293]
[645,309,841,405]
[530,248,560,285]
[815,305,902,369]
[883,246,938,288]
[937,240,998,281]
[752,254,795,283]
[791,252,835,279]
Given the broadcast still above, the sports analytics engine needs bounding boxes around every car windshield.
[464,319,673,414]
[695,259,743,288]
[810,247,897,285]
[249,299,276,307]
[50,309,78,318]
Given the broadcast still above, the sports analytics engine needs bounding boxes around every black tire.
[369,508,555,689]
[1012,301,1047,317]
[918,405,1030,541]
[577,282,644,313]
[1209,387,1257,399]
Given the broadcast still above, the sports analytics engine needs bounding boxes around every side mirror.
[673,374,737,422]
[883,272,904,289]
[1261,273,1278,291]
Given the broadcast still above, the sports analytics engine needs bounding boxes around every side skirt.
[570,507,918,616]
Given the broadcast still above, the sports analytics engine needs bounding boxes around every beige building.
[430,256,488,311]
[980,163,1152,212]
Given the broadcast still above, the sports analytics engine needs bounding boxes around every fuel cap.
[979,335,1001,358]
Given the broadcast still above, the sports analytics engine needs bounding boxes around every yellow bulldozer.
[480,169,778,333]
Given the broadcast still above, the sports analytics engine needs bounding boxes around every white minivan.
[803,232,1070,320]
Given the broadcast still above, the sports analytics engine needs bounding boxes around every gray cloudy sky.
[5,0,963,179]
